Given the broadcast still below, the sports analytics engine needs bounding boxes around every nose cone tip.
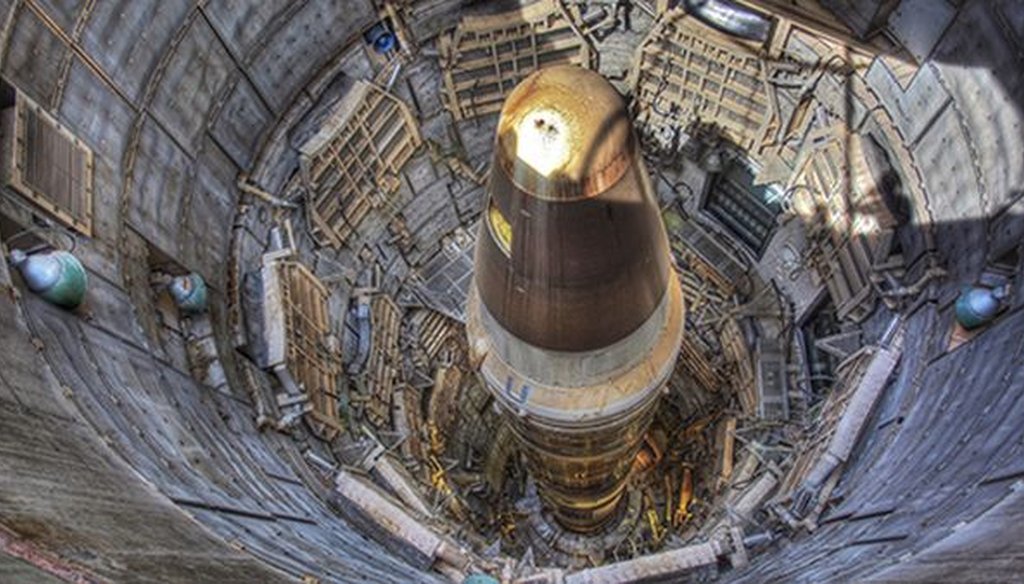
[496,65,634,201]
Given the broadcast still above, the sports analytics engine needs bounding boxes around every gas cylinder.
[955,285,1008,330]
[365,22,397,54]
[168,273,208,314]
[9,249,87,309]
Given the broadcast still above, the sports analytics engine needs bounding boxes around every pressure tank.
[955,285,1007,330]
[366,22,397,54]
[169,273,208,314]
[9,249,87,309]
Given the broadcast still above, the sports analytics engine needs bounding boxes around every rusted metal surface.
[0,525,97,584]
[0,275,301,583]
[1,91,93,236]
[673,467,694,527]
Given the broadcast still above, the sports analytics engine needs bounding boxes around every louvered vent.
[2,93,93,236]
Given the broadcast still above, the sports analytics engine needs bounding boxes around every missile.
[467,65,685,532]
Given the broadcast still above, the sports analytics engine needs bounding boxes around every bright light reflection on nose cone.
[516,108,571,177]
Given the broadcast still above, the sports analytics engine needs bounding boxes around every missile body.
[467,65,685,532]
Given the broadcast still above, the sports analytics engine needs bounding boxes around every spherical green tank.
[955,285,1007,330]
[9,249,87,309]
[169,273,208,314]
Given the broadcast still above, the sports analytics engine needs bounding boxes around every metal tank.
[955,285,1008,330]
[169,273,208,314]
[9,249,88,309]
[466,65,685,533]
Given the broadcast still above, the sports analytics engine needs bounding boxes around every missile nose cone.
[477,65,673,352]
[495,65,634,201]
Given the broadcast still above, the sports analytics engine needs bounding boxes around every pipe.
[564,538,730,583]
[236,175,299,209]
[370,453,432,516]
[349,298,373,374]
[791,340,901,517]
[331,469,472,573]
[272,364,303,397]
[874,266,947,300]
[385,60,403,92]
[682,0,772,42]
[743,531,774,548]
[634,1,657,19]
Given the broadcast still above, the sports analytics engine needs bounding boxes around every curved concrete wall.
[0,0,1021,582]
[0,1,438,581]
[735,1,1024,580]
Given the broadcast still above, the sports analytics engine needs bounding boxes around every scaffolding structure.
[633,12,772,151]
[262,253,343,439]
[792,129,897,322]
[300,81,421,248]
[365,294,403,428]
[438,0,591,121]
